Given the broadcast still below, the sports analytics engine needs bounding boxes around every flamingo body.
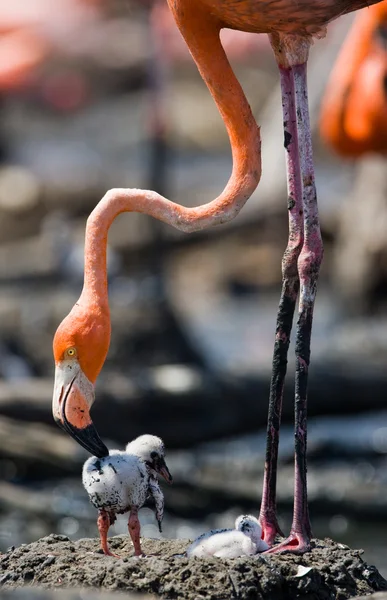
[83,451,150,514]
[196,0,382,36]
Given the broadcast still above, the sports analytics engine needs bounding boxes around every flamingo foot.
[259,515,284,547]
[102,549,121,559]
[265,530,311,554]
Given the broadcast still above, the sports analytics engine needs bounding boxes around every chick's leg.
[128,507,143,556]
[97,509,120,558]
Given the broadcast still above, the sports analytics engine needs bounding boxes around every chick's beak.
[52,364,108,458]
[157,457,173,484]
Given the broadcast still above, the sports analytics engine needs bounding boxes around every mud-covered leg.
[97,509,120,558]
[259,60,304,547]
[128,507,143,556]
[267,61,323,554]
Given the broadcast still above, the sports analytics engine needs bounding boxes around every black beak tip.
[59,416,109,458]
[56,377,108,457]
[92,445,110,459]
[80,424,109,458]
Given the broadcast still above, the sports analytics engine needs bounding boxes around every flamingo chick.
[82,434,172,557]
[187,516,269,558]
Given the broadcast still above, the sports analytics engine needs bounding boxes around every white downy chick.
[186,515,269,558]
[82,434,172,557]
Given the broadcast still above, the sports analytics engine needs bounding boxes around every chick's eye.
[150,451,158,459]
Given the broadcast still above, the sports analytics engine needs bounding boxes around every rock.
[0,536,386,599]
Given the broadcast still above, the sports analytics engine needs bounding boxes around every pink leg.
[128,507,143,557]
[267,61,323,554]
[259,64,304,546]
[97,509,120,558]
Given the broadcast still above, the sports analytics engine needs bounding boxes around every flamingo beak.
[156,457,173,484]
[52,363,108,458]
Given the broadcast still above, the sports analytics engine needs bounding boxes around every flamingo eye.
[65,347,77,358]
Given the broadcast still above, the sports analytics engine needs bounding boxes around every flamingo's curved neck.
[81,191,175,304]
[81,3,262,307]
[82,206,112,306]
[169,3,261,205]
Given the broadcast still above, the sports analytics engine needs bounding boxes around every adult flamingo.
[53,0,383,554]
[320,0,387,156]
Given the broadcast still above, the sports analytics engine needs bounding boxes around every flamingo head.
[52,302,110,458]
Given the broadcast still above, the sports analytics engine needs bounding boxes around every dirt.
[1,535,387,599]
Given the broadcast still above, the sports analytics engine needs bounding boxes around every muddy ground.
[1,535,387,599]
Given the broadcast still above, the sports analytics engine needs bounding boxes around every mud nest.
[1,535,387,599]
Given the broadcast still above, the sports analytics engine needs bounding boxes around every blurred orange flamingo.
[53,0,384,555]
[0,0,101,90]
[0,0,103,162]
[320,0,387,156]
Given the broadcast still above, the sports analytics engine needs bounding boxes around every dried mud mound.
[1,534,387,599]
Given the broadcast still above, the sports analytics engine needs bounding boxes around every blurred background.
[0,0,387,578]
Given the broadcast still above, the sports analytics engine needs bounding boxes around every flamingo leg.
[267,60,323,554]
[97,509,120,558]
[259,65,304,546]
[128,507,143,557]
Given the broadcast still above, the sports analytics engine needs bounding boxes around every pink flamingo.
[53,0,383,555]
[0,0,102,99]
[320,0,387,156]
